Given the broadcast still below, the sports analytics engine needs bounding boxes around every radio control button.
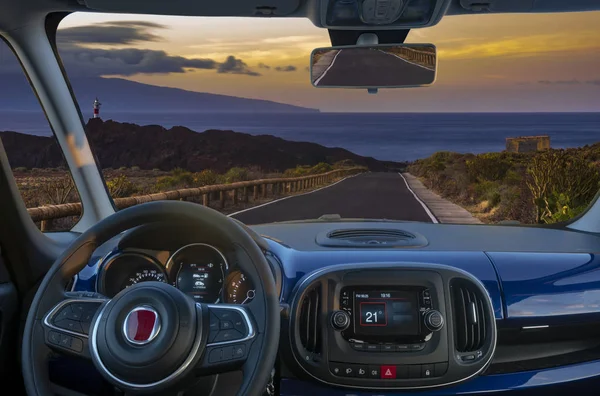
[423,290,431,298]
[380,365,396,379]
[434,362,449,376]
[396,365,409,379]
[366,344,380,352]
[351,343,366,351]
[341,364,356,377]
[381,344,394,352]
[422,364,434,378]
[396,344,410,351]
[331,311,350,331]
[409,365,421,378]
[329,363,343,376]
[410,343,425,351]
[356,365,368,378]
[368,365,380,379]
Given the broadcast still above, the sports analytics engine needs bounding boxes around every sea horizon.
[1,111,599,162]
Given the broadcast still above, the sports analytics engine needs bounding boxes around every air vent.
[316,228,428,248]
[451,279,488,353]
[298,285,322,356]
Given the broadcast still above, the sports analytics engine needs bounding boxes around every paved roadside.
[401,173,483,224]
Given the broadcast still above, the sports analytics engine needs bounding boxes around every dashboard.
[97,243,255,305]
[66,220,600,396]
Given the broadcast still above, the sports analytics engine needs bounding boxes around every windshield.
[4,12,600,230]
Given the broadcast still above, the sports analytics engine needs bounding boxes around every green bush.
[223,167,250,183]
[106,175,137,198]
[155,167,195,190]
[131,166,140,171]
[466,153,512,182]
[13,167,28,172]
[194,169,220,186]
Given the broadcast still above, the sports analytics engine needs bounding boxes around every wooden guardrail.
[28,167,366,230]
[394,47,436,69]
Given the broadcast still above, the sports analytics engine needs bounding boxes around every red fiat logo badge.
[123,306,161,345]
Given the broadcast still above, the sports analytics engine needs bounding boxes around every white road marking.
[228,173,362,217]
[398,172,439,223]
[314,50,343,86]
[378,49,435,72]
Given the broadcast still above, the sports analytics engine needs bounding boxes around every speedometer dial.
[166,243,228,303]
[124,269,166,288]
[100,252,167,297]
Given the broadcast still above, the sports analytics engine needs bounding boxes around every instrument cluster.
[98,243,255,305]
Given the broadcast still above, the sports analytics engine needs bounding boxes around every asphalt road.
[231,172,436,225]
[315,48,434,87]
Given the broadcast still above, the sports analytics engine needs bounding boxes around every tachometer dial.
[166,243,228,303]
[225,271,255,304]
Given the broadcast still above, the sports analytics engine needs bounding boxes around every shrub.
[466,153,512,183]
[527,150,600,223]
[194,169,220,186]
[223,167,250,183]
[13,167,28,172]
[310,162,333,174]
[131,166,140,171]
[155,167,195,190]
[106,175,137,198]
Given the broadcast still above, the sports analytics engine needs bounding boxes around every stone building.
[506,135,550,153]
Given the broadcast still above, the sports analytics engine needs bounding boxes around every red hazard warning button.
[380,365,396,379]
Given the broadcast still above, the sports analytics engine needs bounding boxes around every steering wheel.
[21,201,280,395]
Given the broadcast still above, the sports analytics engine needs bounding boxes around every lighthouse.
[93,97,101,119]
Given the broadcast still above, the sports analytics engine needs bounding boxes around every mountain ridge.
[0,74,319,113]
[1,118,403,172]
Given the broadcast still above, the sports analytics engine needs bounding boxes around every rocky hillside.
[1,118,403,172]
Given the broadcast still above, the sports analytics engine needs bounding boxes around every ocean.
[2,111,600,162]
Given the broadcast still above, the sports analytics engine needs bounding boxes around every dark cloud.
[0,21,262,78]
[59,47,218,77]
[58,21,166,45]
[538,79,600,86]
[275,65,297,72]
[258,63,271,69]
[218,56,261,76]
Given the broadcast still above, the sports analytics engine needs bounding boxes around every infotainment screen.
[353,290,420,336]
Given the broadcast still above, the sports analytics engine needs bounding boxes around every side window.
[0,39,81,231]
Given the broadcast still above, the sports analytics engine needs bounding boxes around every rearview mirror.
[310,44,437,89]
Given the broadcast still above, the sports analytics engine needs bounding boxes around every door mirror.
[310,44,436,88]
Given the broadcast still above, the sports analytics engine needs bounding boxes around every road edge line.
[398,172,439,224]
[228,173,362,218]
[314,50,343,86]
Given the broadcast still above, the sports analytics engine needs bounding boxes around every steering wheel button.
[55,319,83,333]
[81,321,90,335]
[222,346,234,360]
[233,320,246,334]
[232,344,246,359]
[48,331,61,345]
[214,309,235,321]
[70,337,83,353]
[214,329,242,343]
[59,334,72,348]
[220,320,233,330]
[53,307,71,323]
[208,348,223,363]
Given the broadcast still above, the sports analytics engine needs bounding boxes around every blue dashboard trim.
[265,241,504,319]
[281,358,600,395]
[488,252,600,322]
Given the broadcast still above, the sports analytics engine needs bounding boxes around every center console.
[286,263,496,390]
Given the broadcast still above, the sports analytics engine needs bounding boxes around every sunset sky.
[57,11,600,112]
